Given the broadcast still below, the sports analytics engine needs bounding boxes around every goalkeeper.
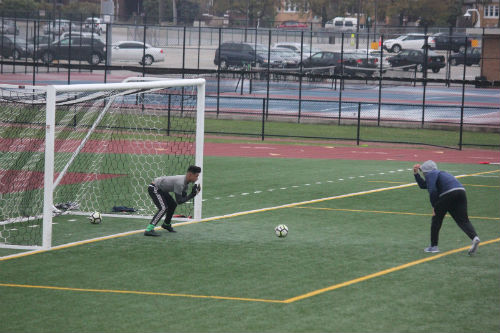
[144,165,201,236]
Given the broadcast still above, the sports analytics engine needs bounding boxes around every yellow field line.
[282,237,500,303]
[1,169,498,263]
[0,283,285,303]
[3,238,499,304]
[295,207,500,220]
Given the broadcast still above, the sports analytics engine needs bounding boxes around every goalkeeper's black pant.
[148,184,177,227]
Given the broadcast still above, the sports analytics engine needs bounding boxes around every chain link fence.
[1,16,499,149]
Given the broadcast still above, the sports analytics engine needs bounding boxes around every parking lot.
[0,20,484,81]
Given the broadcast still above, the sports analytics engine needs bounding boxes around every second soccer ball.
[89,212,102,224]
[275,224,288,238]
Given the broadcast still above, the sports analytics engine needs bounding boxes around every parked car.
[324,17,358,31]
[383,33,436,53]
[214,42,284,69]
[0,20,19,35]
[82,17,106,35]
[432,33,472,53]
[300,51,378,77]
[1,35,29,60]
[36,36,106,65]
[43,19,77,35]
[350,49,390,66]
[272,42,321,58]
[448,47,481,66]
[271,47,301,67]
[277,21,309,29]
[111,41,164,65]
[387,49,445,73]
[59,31,101,40]
[27,35,57,57]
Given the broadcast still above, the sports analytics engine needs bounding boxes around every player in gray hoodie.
[413,160,480,255]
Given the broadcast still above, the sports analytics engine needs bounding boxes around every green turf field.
[1,157,499,332]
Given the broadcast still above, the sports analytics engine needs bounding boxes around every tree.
[143,0,199,25]
[213,0,279,27]
[0,0,38,17]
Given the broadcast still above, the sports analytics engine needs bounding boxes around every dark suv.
[432,33,472,53]
[214,42,283,69]
[37,36,106,65]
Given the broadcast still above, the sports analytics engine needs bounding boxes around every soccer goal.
[0,77,205,250]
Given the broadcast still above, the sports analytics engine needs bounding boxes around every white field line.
[1,181,418,261]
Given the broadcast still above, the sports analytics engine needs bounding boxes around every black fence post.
[377,34,384,126]
[421,26,429,128]
[182,25,186,79]
[261,98,266,141]
[459,36,469,150]
[265,29,271,120]
[32,20,37,85]
[1,15,3,74]
[25,15,29,75]
[167,94,172,136]
[79,13,83,73]
[338,32,345,125]
[142,16,147,77]
[67,19,72,84]
[13,13,17,74]
[216,28,221,118]
[298,31,304,123]
[446,26,453,87]
[357,102,361,146]
[197,24,201,70]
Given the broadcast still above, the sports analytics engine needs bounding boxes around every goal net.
[0,77,205,250]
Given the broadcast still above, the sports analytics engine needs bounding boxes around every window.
[285,1,297,12]
[484,5,499,18]
[311,53,323,60]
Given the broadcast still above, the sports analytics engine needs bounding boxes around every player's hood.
[421,160,438,173]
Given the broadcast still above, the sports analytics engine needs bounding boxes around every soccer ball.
[274,224,288,238]
[89,212,102,224]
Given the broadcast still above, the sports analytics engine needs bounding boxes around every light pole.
[464,8,481,28]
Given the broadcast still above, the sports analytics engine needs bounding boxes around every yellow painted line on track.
[0,283,285,303]
[283,237,500,303]
[295,207,500,220]
[1,169,498,262]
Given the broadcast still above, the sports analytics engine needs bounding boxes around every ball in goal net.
[0,77,205,250]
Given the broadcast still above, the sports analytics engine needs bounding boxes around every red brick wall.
[481,35,500,81]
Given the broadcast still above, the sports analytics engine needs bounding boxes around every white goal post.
[0,78,205,250]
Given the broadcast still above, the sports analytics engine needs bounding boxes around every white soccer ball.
[275,224,288,238]
[89,212,102,224]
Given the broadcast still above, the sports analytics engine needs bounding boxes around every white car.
[382,33,435,53]
[82,17,106,35]
[111,41,165,65]
[271,48,301,67]
[272,42,321,57]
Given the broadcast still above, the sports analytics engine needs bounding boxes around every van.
[325,17,358,31]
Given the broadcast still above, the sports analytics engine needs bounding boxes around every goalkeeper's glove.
[191,184,201,196]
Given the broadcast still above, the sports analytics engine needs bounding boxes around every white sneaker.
[424,246,440,253]
[468,236,480,255]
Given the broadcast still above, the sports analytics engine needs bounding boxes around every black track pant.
[148,184,177,227]
[431,189,478,246]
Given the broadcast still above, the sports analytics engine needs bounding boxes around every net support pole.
[42,86,56,249]
[194,81,205,220]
